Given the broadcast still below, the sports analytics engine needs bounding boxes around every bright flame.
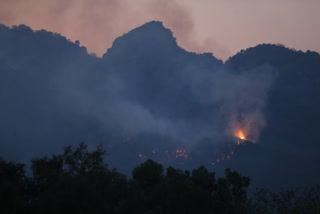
[237,130,246,140]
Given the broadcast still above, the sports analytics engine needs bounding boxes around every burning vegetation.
[135,134,252,168]
[237,130,246,140]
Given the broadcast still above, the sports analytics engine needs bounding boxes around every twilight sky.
[0,0,319,60]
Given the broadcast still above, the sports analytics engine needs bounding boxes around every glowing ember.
[175,149,188,159]
[237,130,246,140]
[138,153,146,159]
[210,129,256,166]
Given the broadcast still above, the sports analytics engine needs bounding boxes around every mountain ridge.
[2,22,319,63]
[0,21,319,189]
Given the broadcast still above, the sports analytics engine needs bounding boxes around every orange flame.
[237,130,246,140]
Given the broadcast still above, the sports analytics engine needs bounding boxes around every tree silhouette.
[0,159,27,213]
[1,144,319,213]
[132,159,163,188]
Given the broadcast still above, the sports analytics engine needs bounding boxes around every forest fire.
[137,147,189,162]
[134,128,254,167]
[236,130,246,140]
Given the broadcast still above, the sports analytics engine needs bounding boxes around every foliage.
[0,159,27,213]
[0,144,319,213]
[250,186,320,214]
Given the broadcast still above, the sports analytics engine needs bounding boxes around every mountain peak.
[136,20,166,31]
[103,21,179,58]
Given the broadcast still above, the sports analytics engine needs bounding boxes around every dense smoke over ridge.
[0,22,275,167]
[54,22,275,148]
[1,21,320,189]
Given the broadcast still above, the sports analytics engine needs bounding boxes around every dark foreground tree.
[128,161,250,214]
[250,186,320,214]
[1,143,319,214]
[0,159,27,213]
[29,143,127,214]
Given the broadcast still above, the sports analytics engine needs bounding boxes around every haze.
[1,0,319,61]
